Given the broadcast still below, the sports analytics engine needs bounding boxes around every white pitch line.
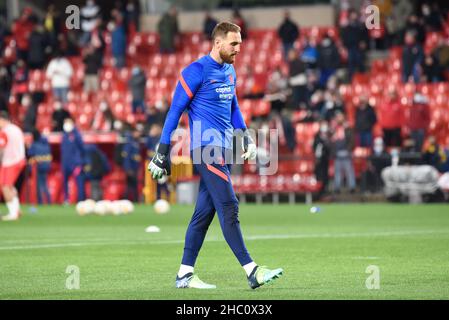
[0,229,448,251]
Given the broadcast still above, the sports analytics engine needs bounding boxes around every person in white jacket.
[46,51,73,103]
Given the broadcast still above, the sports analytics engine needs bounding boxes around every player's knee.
[222,200,240,225]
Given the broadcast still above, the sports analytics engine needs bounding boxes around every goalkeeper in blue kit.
[148,22,283,289]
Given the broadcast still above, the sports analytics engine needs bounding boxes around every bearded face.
[216,32,242,64]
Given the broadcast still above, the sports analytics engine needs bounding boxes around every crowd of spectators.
[0,1,449,203]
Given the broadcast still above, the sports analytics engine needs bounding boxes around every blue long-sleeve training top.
[159,54,247,150]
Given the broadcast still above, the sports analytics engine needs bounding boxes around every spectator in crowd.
[321,90,345,122]
[0,57,11,102]
[317,35,340,86]
[28,24,50,70]
[404,14,426,44]
[421,2,444,32]
[277,10,300,61]
[28,128,52,204]
[331,112,355,193]
[110,10,127,69]
[125,0,141,33]
[421,53,441,83]
[360,137,391,194]
[433,37,449,70]
[122,129,141,202]
[313,120,331,197]
[22,94,37,133]
[231,8,247,39]
[80,0,101,46]
[46,51,73,103]
[423,135,447,172]
[51,100,71,132]
[129,64,147,114]
[158,5,179,54]
[44,4,61,49]
[378,88,403,147]
[0,90,8,114]
[203,11,218,40]
[402,31,424,83]
[58,29,80,57]
[301,37,318,70]
[88,19,105,62]
[82,44,102,93]
[146,98,168,128]
[341,9,368,81]
[385,0,413,46]
[11,7,35,61]
[265,66,290,113]
[11,59,28,103]
[407,93,430,152]
[0,16,9,53]
[287,48,307,107]
[84,144,111,201]
[61,118,86,203]
[145,124,162,159]
[92,100,115,131]
[355,95,377,147]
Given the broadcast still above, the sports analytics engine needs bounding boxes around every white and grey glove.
[148,143,171,179]
[241,130,257,160]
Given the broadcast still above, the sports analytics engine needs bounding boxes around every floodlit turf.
[1,203,449,300]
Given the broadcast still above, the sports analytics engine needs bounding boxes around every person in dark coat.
[28,128,52,204]
[313,121,331,196]
[51,100,71,132]
[83,44,103,93]
[110,10,126,69]
[317,35,340,86]
[277,10,300,61]
[61,118,86,203]
[121,130,141,201]
[355,96,377,147]
[157,6,179,54]
[84,144,111,201]
[402,31,424,83]
[128,65,147,114]
[27,24,49,70]
[360,137,391,193]
[22,94,37,133]
[203,11,218,40]
[341,9,368,80]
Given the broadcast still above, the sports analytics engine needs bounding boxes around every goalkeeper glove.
[148,143,171,179]
[241,130,257,160]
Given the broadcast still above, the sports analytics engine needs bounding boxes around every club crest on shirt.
[228,75,234,84]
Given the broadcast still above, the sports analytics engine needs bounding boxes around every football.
[154,199,170,215]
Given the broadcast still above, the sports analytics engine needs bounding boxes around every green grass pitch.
[1,203,449,299]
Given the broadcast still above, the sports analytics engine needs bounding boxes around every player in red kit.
[0,111,26,221]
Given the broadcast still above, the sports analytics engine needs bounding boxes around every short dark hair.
[0,110,10,120]
[211,22,241,40]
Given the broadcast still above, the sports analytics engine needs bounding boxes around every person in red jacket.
[406,93,430,152]
[377,88,404,147]
[11,7,35,61]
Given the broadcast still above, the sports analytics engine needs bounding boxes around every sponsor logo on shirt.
[215,86,233,100]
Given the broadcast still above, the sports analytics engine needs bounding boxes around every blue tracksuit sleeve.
[231,95,247,130]
[160,62,204,145]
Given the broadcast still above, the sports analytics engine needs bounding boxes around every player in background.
[0,111,26,221]
[148,22,283,289]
